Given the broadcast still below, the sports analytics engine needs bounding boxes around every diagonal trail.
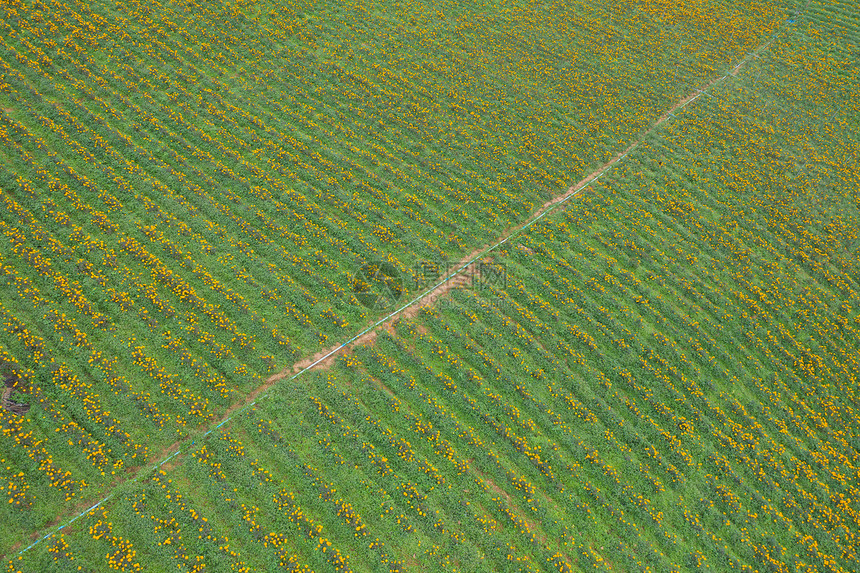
[7,7,808,559]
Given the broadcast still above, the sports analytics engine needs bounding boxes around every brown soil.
[284,344,343,376]
[160,460,178,472]
[162,440,180,455]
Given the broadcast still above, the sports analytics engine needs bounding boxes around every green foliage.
[2,0,859,571]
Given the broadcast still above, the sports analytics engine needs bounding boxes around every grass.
[2,0,859,570]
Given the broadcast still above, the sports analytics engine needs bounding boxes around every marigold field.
[0,0,858,571]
